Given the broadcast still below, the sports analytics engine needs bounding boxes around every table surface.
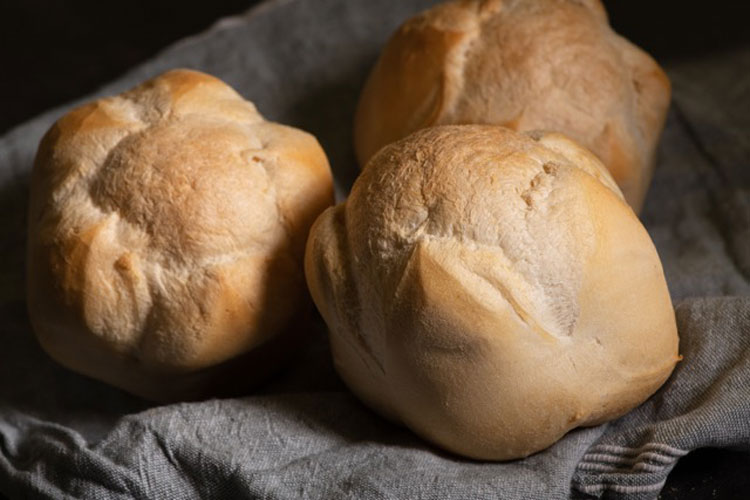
[1,1,748,499]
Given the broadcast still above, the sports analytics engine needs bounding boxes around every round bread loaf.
[306,125,679,460]
[27,69,334,401]
[354,0,671,213]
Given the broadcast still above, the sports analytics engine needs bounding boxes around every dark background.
[1,1,749,498]
[0,0,253,134]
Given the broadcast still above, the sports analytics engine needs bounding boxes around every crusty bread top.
[28,69,333,380]
[348,125,627,346]
[307,125,679,459]
[354,0,671,212]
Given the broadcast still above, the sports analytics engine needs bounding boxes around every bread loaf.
[27,69,334,401]
[354,0,671,213]
[306,125,679,460]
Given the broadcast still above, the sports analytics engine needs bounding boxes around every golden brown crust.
[27,69,334,401]
[306,125,679,460]
[354,0,671,213]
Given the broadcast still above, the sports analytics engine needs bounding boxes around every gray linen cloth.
[1,0,748,498]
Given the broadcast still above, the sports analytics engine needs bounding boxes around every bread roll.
[27,69,334,401]
[354,0,671,213]
[306,125,679,460]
